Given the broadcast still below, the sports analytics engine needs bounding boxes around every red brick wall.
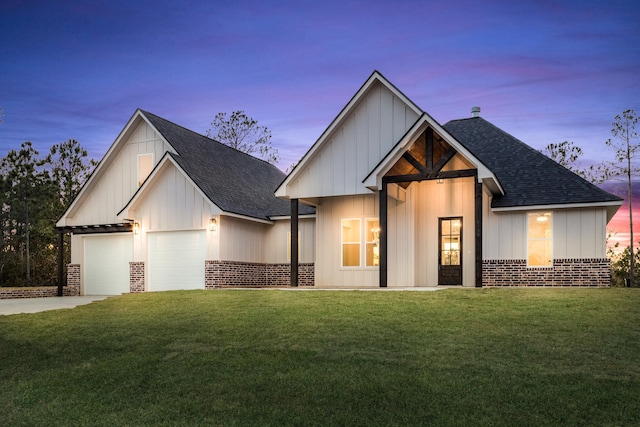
[483,258,610,287]
[205,260,314,288]
[0,263,81,299]
[0,285,80,299]
[129,262,145,293]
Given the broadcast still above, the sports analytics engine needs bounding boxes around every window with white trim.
[527,212,552,267]
[138,153,153,187]
[341,219,361,267]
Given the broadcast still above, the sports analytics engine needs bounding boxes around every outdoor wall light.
[437,178,444,184]
[209,217,217,232]
[133,222,140,235]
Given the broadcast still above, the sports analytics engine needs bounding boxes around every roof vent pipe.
[471,106,481,118]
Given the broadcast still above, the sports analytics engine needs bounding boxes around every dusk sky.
[1,0,639,247]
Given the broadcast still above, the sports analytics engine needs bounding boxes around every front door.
[438,218,462,285]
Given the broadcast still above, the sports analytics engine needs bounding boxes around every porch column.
[290,198,299,287]
[379,181,388,287]
[57,232,64,296]
[474,175,483,288]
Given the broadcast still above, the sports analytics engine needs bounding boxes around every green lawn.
[1,289,639,426]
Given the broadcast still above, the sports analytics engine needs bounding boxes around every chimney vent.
[471,106,481,118]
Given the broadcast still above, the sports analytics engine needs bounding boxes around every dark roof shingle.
[141,111,314,220]
[443,117,622,208]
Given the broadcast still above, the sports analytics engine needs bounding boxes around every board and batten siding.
[315,178,478,287]
[483,197,608,260]
[126,161,220,261]
[265,218,315,264]
[219,216,267,263]
[69,120,172,226]
[286,81,420,199]
[413,178,477,287]
[316,195,380,287]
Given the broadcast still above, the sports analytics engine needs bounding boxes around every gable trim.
[56,110,150,226]
[275,70,422,199]
[116,152,220,218]
[362,113,504,195]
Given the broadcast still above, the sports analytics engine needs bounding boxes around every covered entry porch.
[376,125,483,288]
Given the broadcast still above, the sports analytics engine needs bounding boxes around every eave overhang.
[492,200,623,223]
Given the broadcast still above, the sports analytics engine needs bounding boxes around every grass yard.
[0,289,639,426]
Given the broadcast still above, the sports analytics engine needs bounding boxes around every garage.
[84,234,133,295]
[148,230,206,291]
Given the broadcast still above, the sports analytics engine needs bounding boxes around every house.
[276,71,622,288]
[57,71,622,295]
[55,110,315,295]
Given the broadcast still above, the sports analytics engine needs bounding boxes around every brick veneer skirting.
[205,260,314,288]
[130,262,145,293]
[0,263,81,299]
[0,285,81,299]
[483,258,610,287]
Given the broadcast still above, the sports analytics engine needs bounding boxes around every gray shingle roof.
[443,117,622,208]
[141,111,314,220]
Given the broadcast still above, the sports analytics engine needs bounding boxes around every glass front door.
[438,218,462,285]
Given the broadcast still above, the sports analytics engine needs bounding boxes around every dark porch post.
[379,181,388,287]
[290,198,299,287]
[57,232,64,296]
[474,175,483,288]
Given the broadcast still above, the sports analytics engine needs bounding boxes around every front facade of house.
[277,71,621,288]
[58,71,621,295]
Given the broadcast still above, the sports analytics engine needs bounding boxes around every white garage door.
[148,230,206,291]
[84,234,133,295]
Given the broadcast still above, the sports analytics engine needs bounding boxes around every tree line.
[0,140,95,286]
[543,109,639,286]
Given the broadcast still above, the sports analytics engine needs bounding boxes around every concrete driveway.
[0,296,110,316]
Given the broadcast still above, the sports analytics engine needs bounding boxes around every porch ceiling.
[384,129,473,188]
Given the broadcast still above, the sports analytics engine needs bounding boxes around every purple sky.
[1,0,639,245]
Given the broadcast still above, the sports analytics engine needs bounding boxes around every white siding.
[286,81,420,199]
[484,203,608,260]
[265,218,315,264]
[219,216,267,263]
[483,199,526,260]
[387,186,415,287]
[315,195,381,287]
[554,208,607,258]
[414,178,476,287]
[315,178,478,288]
[131,164,213,232]
[126,162,219,262]
[68,120,171,226]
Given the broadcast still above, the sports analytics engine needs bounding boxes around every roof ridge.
[140,110,282,172]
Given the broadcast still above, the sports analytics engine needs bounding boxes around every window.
[440,218,461,266]
[138,154,153,187]
[527,212,552,267]
[341,219,361,267]
[365,219,380,267]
